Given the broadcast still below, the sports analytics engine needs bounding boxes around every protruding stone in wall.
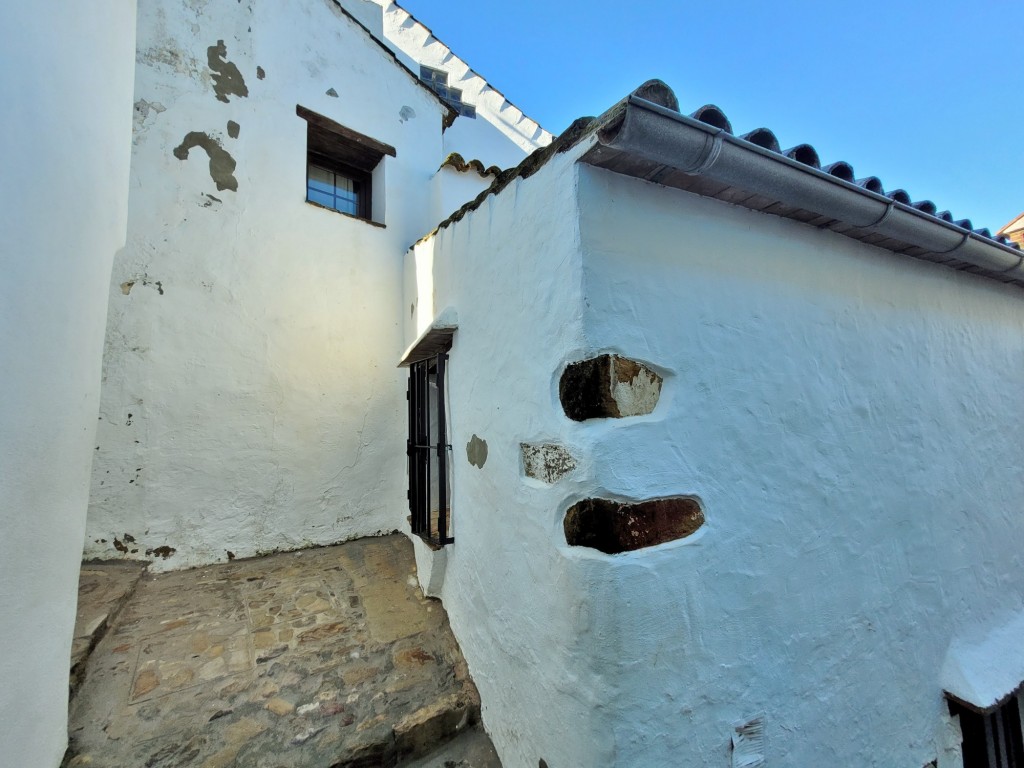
[521,443,577,484]
[559,355,663,421]
[563,497,703,554]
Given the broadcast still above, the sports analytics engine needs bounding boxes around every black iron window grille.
[407,353,453,545]
[952,695,1024,768]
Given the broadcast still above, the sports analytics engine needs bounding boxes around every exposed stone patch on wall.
[206,40,248,103]
[226,120,240,139]
[559,354,663,421]
[466,435,488,468]
[173,131,238,191]
[256,65,266,80]
[521,443,577,484]
[145,545,176,560]
[563,497,704,554]
[121,277,165,296]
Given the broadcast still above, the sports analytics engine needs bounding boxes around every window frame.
[296,105,395,225]
[407,353,453,546]
[306,152,371,220]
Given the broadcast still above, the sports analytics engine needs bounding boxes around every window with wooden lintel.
[296,105,395,224]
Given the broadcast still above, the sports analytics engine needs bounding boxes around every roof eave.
[581,95,1024,287]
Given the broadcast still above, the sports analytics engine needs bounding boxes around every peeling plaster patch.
[206,40,248,103]
[732,714,766,767]
[256,65,266,80]
[563,497,704,554]
[173,132,238,191]
[146,545,177,560]
[326,87,339,98]
[521,443,577,484]
[226,120,240,139]
[466,435,488,468]
[122,277,165,295]
[399,106,416,123]
[139,45,201,79]
[133,99,166,137]
[560,354,663,421]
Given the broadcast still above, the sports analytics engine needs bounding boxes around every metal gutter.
[583,94,1024,286]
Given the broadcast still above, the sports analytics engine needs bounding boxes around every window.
[419,65,476,118]
[951,695,1024,768]
[407,353,453,545]
[307,160,368,218]
[296,105,395,223]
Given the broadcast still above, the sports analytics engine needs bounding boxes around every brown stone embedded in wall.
[563,497,704,554]
[559,355,663,421]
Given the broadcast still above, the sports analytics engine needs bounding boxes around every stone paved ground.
[71,561,147,697]
[67,535,498,767]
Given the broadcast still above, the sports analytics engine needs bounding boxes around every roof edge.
[583,93,1024,288]
[382,1,553,148]
[327,0,457,127]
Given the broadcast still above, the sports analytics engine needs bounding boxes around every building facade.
[4,2,1024,767]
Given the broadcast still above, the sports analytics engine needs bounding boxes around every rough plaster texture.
[406,152,620,768]
[0,2,136,765]
[574,161,1024,766]
[408,134,1024,767]
[86,0,526,570]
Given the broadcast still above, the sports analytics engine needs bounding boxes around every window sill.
[304,199,386,228]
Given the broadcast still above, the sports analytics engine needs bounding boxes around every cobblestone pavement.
[67,535,497,767]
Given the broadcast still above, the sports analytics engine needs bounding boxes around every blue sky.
[399,0,1023,232]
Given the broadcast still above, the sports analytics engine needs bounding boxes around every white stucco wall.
[572,162,1024,766]
[409,135,1024,766]
[0,2,136,765]
[407,152,631,768]
[85,0,451,569]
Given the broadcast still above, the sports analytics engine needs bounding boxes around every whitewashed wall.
[574,163,1024,767]
[410,137,1024,767]
[0,2,136,765]
[407,153,628,768]
[85,0,450,569]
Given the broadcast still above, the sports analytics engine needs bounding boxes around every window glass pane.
[335,175,355,195]
[307,188,335,208]
[307,164,334,193]
[335,196,358,216]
